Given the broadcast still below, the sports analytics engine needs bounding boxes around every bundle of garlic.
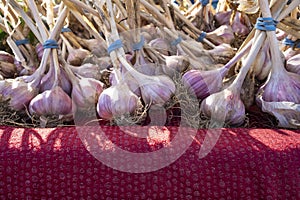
[200,0,300,127]
[94,0,176,121]
[256,0,300,128]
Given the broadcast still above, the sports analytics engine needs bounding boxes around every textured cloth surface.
[0,126,299,199]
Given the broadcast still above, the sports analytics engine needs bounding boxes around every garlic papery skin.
[0,78,39,111]
[97,82,140,120]
[182,67,227,100]
[286,54,300,75]
[29,86,73,117]
[72,77,103,109]
[200,86,246,126]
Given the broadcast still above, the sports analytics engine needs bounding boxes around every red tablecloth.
[0,126,299,199]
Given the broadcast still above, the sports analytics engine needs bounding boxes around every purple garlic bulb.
[182,68,227,99]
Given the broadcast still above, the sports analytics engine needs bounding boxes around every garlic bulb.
[140,75,176,105]
[72,77,103,108]
[70,63,103,80]
[67,48,91,66]
[29,86,73,116]
[231,11,251,36]
[148,38,170,56]
[162,55,190,77]
[201,86,246,126]
[256,71,300,128]
[286,54,300,75]
[97,82,140,119]
[0,51,17,78]
[183,67,227,99]
[214,11,232,26]
[0,78,39,111]
[207,25,235,45]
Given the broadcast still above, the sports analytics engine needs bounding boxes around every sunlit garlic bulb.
[0,78,39,111]
[201,87,246,126]
[72,77,103,109]
[97,82,140,120]
[29,86,73,116]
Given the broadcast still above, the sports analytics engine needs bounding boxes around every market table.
[0,125,299,199]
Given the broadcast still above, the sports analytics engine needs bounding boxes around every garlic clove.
[286,54,300,75]
[97,83,140,119]
[201,87,246,126]
[72,77,103,109]
[182,68,226,99]
[29,86,73,116]
[0,79,39,111]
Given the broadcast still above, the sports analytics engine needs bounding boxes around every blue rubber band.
[212,0,219,9]
[283,38,300,48]
[107,39,123,54]
[43,39,59,49]
[61,27,72,33]
[171,36,182,46]
[15,39,29,46]
[199,0,209,6]
[197,32,207,42]
[255,17,278,31]
[132,36,145,51]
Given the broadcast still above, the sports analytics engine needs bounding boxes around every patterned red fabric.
[0,126,299,199]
